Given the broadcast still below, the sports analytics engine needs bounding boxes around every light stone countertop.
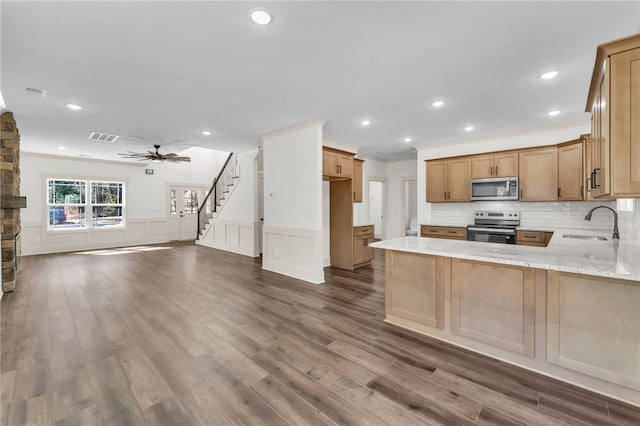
[369,228,640,282]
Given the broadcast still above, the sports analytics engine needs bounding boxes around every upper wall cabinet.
[471,151,519,178]
[352,158,363,203]
[323,147,353,179]
[519,146,558,201]
[558,140,585,201]
[586,34,640,198]
[426,157,471,202]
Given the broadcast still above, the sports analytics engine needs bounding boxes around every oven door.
[467,227,516,244]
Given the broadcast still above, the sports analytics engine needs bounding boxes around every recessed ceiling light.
[66,103,82,110]
[547,110,561,116]
[403,137,412,143]
[201,131,211,136]
[539,70,560,80]
[464,126,475,132]
[57,145,66,150]
[361,120,371,126]
[431,100,445,108]
[250,7,272,25]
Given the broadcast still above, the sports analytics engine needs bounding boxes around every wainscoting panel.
[197,219,259,257]
[262,225,324,284]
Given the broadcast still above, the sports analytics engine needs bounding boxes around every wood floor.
[1,243,639,426]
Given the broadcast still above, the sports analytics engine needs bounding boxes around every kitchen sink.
[562,234,608,241]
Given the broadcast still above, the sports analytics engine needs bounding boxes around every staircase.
[197,152,239,238]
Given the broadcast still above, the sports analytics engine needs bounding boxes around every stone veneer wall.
[1,112,21,292]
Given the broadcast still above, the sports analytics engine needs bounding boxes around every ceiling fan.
[118,144,191,163]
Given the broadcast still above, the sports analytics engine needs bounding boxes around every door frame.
[167,182,210,241]
[367,176,387,240]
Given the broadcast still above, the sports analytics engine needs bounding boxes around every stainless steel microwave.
[470,177,519,201]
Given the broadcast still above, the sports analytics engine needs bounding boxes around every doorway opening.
[368,178,387,240]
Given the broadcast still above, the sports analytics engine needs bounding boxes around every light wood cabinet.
[586,34,640,198]
[426,157,471,202]
[516,230,553,247]
[323,147,353,179]
[385,251,444,329]
[558,140,584,201]
[519,146,558,201]
[353,225,374,267]
[471,151,519,178]
[352,158,363,203]
[420,225,467,240]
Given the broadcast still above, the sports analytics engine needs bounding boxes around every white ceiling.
[2,1,639,162]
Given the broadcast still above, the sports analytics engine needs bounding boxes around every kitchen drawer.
[517,230,553,246]
[353,225,374,237]
[421,225,467,240]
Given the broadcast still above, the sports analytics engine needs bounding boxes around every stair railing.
[197,152,236,238]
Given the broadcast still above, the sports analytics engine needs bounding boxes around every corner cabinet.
[426,157,471,202]
[586,34,640,198]
[519,146,558,201]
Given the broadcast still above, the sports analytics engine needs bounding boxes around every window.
[48,179,125,229]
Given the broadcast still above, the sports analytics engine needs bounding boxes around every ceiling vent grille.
[23,86,46,98]
[88,132,119,142]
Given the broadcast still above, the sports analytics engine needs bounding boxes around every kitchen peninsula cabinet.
[519,146,558,201]
[471,151,519,178]
[426,157,471,202]
[558,140,584,201]
[586,33,640,199]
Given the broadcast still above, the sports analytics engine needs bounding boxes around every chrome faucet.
[584,205,619,239]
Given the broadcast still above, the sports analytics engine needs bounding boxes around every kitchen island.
[370,231,640,406]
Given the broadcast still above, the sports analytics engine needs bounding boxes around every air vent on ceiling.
[88,132,119,142]
[23,86,46,98]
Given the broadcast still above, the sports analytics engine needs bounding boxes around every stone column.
[1,112,22,293]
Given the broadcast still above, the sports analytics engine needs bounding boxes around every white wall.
[417,121,591,225]
[197,148,261,256]
[261,119,325,284]
[20,147,229,254]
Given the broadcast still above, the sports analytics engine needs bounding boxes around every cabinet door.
[352,159,363,202]
[494,152,519,177]
[610,47,640,195]
[323,151,339,177]
[471,155,494,178]
[353,235,369,265]
[519,147,558,201]
[558,142,584,200]
[336,154,353,178]
[426,160,447,202]
[447,158,471,202]
[592,60,610,198]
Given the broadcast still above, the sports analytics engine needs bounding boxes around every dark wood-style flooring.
[1,242,639,425]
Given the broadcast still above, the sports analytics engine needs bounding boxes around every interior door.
[169,185,206,241]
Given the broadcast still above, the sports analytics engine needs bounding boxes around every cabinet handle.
[495,166,498,175]
[580,185,584,197]
[523,235,537,239]
[490,166,493,175]
[558,187,561,198]
[447,230,457,234]
[519,188,523,199]
[592,168,600,188]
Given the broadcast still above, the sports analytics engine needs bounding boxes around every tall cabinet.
[586,33,640,198]
[323,147,369,270]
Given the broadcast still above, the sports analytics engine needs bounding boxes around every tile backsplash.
[431,199,639,242]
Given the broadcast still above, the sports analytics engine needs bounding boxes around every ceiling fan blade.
[167,156,191,163]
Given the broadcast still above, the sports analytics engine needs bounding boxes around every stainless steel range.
[467,210,520,244]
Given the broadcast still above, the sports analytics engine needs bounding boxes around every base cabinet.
[353,225,374,268]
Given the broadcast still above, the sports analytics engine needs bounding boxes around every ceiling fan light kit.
[118,144,191,163]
